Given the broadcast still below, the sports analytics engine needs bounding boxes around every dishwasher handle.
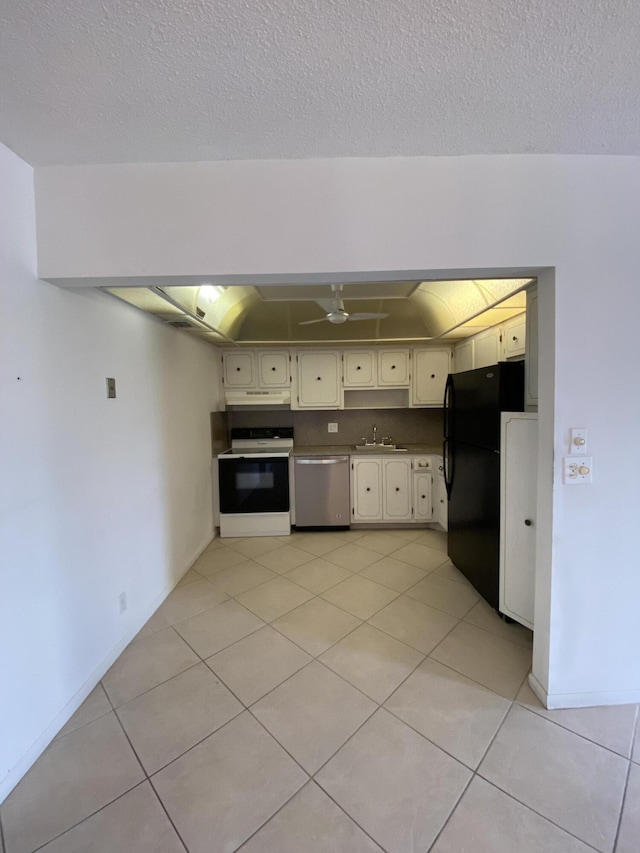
[295,456,349,465]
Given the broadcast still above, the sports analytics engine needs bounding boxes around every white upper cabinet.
[222,351,255,387]
[411,349,452,407]
[503,314,526,359]
[473,326,503,368]
[295,349,343,409]
[453,338,474,373]
[257,349,290,387]
[378,349,410,386]
[343,350,376,387]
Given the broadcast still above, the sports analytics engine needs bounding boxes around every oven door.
[218,456,290,514]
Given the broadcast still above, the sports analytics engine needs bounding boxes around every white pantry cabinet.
[411,349,452,407]
[499,412,538,629]
[295,349,343,409]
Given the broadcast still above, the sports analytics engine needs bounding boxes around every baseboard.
[529,672,640,709]
[0,531,215,805]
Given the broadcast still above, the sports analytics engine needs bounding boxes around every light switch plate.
[569,428,587,455]
[563,457,593,484]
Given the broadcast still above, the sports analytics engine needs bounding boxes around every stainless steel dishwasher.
[294,456,350,527]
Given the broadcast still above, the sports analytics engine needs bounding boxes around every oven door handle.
[295,457,349,464]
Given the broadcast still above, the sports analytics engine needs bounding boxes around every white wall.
[0,144,222,802]
[34,154,640,710]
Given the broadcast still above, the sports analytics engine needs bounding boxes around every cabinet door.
[411,349,451,406]
[454,338,474,373]
[343,350,376,387]
[223,351,255,388]
[500,413,537,629]
[258,350,290,387]
[297,350,342,408]
[378,349,410,386]
[383,458,413,521]
[473,327,502,368]
[413,472,433,521]
[525,286,538,408]
[352,458,383,521]
[434,462,448,531]
[503,314,526,358]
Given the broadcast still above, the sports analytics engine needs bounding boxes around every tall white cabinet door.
[500,412,538,629]
[413,471,433,521]
[454,338,474,373]
[223,351,256,387]
[474,327,503,368]
[378,349,410,386]
[383,458,413,521]
[434,461,448,530]
[411,349,451,406]
[343,350,376,387]
[257,350,290,387]
[296,350,342,408]
[352,458,383,521]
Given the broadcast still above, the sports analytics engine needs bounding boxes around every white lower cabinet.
[351,457,383,521]
[383,458,413,521]
[413,471,433,521]
[434,460,448,530]
[352,455,441,525]
[499,412,538,629]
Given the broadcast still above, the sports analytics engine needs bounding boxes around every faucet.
[372,424,377,445]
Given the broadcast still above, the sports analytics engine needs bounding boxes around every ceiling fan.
[298,284,389,325]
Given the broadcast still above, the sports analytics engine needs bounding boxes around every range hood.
[224,389,292,407]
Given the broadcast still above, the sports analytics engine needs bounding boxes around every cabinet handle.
[524,519,533,526]
[366,487,371,492]
[431,374,435,378]
[391,365,396,369]
[513,336,518,342]
[236,367,241,371]
[421,494,426,499]
[271,366,276,371]
[395,487,400,492]
[356,365,361,370]
[316,376,322,381]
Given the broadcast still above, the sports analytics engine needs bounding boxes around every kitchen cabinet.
[223,349,290,389]
[383,458,413,521]
[222,350,255,387]
[434,458,448,530]
[454,338,474,373]
[411,349,451,406]
[499,412,537,629]
[525,285,538,409]
[503,314,526,359]
[413,470,433,522]
[378,349,410,386]
[473,326,503,369]
[343,350,376,387]
[351,457,383,521]
[257,349,290,387]
[295,349,342,409]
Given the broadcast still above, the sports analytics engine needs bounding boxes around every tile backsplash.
[226,408,443,447]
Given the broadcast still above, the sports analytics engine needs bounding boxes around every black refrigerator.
[443,362,525,610]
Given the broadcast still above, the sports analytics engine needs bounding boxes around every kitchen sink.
[353,444,408,452]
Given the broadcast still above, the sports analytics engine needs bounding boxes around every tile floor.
[2,528,639,853]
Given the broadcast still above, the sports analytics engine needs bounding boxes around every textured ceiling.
[1,0,639,166]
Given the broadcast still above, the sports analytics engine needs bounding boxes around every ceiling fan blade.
[298,317,328,325]
[316,298,338,313]
[347,312,390,321]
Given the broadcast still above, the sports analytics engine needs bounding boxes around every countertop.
[292,444,442,456]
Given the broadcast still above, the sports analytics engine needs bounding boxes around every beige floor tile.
[356,531,412,556]
[236,576,314,622]
[432,560,475,587]
[153,712,306,853]
[151,578,229,626]
[55,683,112,740]
[174,599,265,658]
[285,558,352,594]
[193,546,247,577]
[384,658,510,768]
[383,528,425,542]
[430,622,531,699]
[290,532,344,556]
[516,681,637,757]
[431,776,594,853]
[253,544,316,573]
[206,625,311,705]
[359,556,427,592]
[321,575,399,619]
[325,543,385,571]
[617,762,640,853]
[479,705,628,851]
[368,596,458,654]
[203,536,228,552]
[391,541,450,571]
[252,661,376,773]
[116,663,242,774]
[240,781,383,852]
[316,709,471,853]
[327,529,367,543]
[405,574,480,618]
[208,560,277,596]
[320,623,424,703]
[464,598,533,648]
[175,567,204,588]
[102,627,200,707]
[1,713,144,853]
[272,598,362,656]
[37,782,184,853]
[227,537,286,559]
[414,528,448,552]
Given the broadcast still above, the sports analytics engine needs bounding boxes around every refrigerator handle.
[443,439,454,499]
[443,374,454,440]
